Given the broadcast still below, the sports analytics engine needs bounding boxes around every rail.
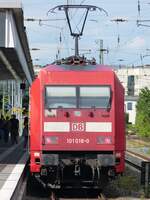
[49,191,107,200]
[125,150,150,198]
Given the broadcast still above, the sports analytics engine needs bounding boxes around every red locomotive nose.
[30,63,125,189]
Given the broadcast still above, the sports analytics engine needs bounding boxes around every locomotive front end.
[30,66,125,189]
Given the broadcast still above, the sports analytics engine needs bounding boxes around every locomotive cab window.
[79,86,111,108]
[45,86,111,109]
[45,86,76,108]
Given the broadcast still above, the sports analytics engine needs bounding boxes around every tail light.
[34,152,40,157]
[97,136,112,144]
[44,136,58,144]
[33,152,40,165]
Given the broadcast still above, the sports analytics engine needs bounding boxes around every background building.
[115,65,150,124]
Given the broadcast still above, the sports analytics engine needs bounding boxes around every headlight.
[97,136,112,144]
[116,152,121,158]
[44,136,58,144]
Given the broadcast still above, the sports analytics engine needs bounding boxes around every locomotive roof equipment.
[48,4,108,57]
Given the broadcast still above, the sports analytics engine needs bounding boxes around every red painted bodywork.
[30,64,125,174]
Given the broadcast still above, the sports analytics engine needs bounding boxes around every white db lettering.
[71,123,85,131]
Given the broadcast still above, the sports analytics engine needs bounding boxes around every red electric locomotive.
[30,56,125,189]
[29,4,125,189]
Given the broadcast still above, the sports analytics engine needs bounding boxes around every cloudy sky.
[22,0,150,67]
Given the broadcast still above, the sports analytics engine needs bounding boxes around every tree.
[135,87,150,137]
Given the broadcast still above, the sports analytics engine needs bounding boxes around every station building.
[0,0,34,134]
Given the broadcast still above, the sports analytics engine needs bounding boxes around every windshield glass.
[79,86,110,108]
[45,86,76,108]
[45,86,111,109]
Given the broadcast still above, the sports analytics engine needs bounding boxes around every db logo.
[71,122,85,132]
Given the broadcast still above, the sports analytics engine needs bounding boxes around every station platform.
[0,137,28,200]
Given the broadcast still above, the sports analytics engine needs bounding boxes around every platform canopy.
[0,0,34,84]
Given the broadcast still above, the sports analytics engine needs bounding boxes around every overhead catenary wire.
[24,0,150,67]
[73,9,87,33]
[138,0,141,17]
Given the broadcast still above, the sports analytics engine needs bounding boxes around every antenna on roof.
[48,5,108,57]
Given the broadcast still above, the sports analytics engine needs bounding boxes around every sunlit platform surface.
[0,138,28,199]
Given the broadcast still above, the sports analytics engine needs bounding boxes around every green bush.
[126,124,136,135]
[135,87,150,138]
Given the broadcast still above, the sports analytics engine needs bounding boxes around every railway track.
[126,150,150,162]
[126,149,150,198]
[24,150,148,200]
[125,149,150,171]
[24,179,108,200]
[24,190,107,200]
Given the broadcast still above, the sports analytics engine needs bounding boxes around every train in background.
[29,55,125,189]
